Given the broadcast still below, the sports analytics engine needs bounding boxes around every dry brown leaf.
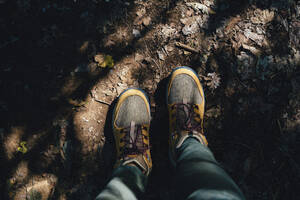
[251,9,274,24]
[164,45,174,52]
[225,16,241,33]
[142,16,151,26]
[94,54,105,64]
[186,2,215,14]
[242,44,262,56]
[134,17,143,25]
[136,7,146,17]
[205,107,221,118]
[157,50,165,60]
[134,53,144,62]
[186,8,194,17]
[104,39,115,47]
[79,41,89,53]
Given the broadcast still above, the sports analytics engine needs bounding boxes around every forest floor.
[1,0,300,199]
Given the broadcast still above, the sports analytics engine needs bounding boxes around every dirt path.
[1,0,300,199]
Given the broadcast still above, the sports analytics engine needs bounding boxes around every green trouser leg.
[95,138,245,200]
[175,137,245,200]
[95,165,146,200]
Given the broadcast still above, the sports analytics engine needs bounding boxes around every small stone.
[132,29,141,37]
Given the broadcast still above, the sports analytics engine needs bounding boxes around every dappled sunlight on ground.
[1,0,300,199]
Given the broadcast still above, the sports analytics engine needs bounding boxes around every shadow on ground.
[1,0,299,199]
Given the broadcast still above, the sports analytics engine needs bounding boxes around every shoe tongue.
[183,98,189,114]
[176,98,189,129]
[123,122,149,175]
[129,121,136,148]
[123,122,145,154]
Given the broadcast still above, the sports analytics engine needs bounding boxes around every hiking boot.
[167,67,208,164]
[113,88,152,175]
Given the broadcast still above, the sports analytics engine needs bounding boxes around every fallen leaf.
[206,72,221,90]
[251,9,274,24]
[26,178,56,200]
[242,44,262,56]
[164,45,174,52]
[157,50,165,60]
[183,50,192,55]
[104,39,115,47]
[186,2,215,14]
[225,16,241,33]
[182,21,199,35]
[134,17,143,25]
[244,29,264,46]
[94,54,114,68]
[203,0,215,7]
[181,16,205,35]
[136,7,146,17]
[101,55,114,68]
[79,41,89,53]
[135,53,144,62]
[186,8,194,17]
[142,16,151,26]
[94,54,105,64]
[17,141,27,154]
[161,25,177,38]
[205,107,221,118]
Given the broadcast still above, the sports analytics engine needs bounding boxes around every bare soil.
[1,0,300,199]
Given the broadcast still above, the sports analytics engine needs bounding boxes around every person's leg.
[175,138,244,200]
[95,89,152,200]
[167,67,245,200]
[95,165,146,200]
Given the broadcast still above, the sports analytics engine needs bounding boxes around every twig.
[162,46,168,56]
[90,91,111,106]
[94,98,111,106]
[152,58,160,69]
[175,42,200,53]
